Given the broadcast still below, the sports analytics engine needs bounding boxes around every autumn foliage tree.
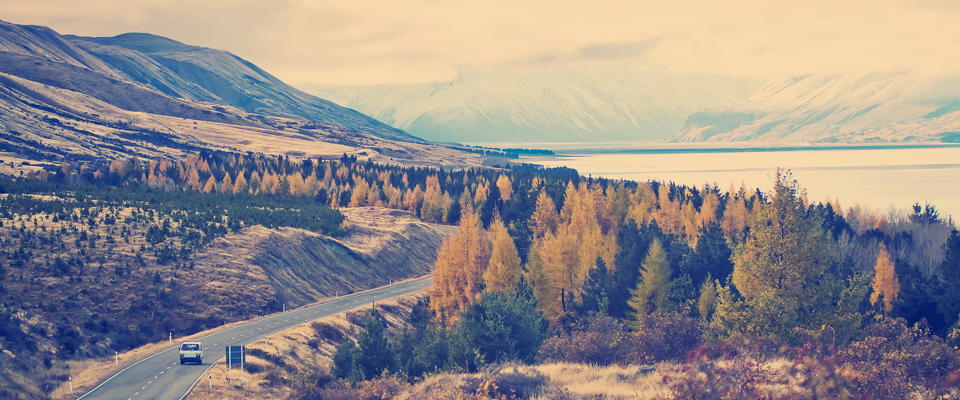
[429,206,490,320]
[483,215,522,292]
[870,243,900,314]
[529,189,558,239]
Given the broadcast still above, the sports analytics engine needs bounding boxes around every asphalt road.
[77,277,432,400]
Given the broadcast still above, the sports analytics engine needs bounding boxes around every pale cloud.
[4,0,959,85]
[579,39,662,60]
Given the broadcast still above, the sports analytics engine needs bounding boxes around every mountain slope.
[672,72,960,143]
[305,65,760,143]
[0,22,120,77]
[66,32,419,142]
[0,19,422,149]
[0,70,479,168]
[0,20,482,167]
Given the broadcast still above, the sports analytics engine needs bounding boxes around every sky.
[5,0,960,85]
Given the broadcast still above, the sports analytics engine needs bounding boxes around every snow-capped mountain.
[305,66,960,144]
[672,72,960,143]
[304,65,760,143]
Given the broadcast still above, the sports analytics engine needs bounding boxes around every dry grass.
[531,363,669,399]
[1,71,485,168]
[395,363,667,400]
[37,206,438,400]
[54,277,429,400]
[48,305,338,400]
[186,293,422,400]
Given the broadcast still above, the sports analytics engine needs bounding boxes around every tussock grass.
[187,294,421,400]
[531,363,668,399]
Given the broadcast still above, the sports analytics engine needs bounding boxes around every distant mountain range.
[0,20,485,169]
[306,66,760,143]
[672,72,960,143]
[307,68,960,144]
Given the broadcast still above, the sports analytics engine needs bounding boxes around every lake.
[522,144,960,221]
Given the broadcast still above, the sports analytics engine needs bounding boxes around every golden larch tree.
[220,172,234,194]
[473,180,490,207]
[428,206,490,321]
[420,175,444,222]
[721,186,750,239]
[699,191,720,228]
[232,171,247,194]
[530,190,559,238]
[496,175,513,201]
[870,242,900,313]
[654,186,684,237]
[629,182,658,225]
[483,215,522,292]
[349,175,371,207]
[201,175,217,193]
[524,244,555,315]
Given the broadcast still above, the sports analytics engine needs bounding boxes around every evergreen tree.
[730,170,837,339]
[610,221,650,318]
[680,225,733,286]
[395,297,449,379]
[576,257,612,315]
[628,238,672,326]
[697,277,719,320]
[354,308,394,380]
[331,339,358,381]
[936,230,960,329]
[450,284,548,371]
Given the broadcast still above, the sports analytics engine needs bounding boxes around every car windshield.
[181,344,200,351]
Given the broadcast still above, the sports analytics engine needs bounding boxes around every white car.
[178,342,203,365]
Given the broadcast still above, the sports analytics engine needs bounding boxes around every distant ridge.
[0,19,421,143]
[0,19,484,168]
[669,72,960,143]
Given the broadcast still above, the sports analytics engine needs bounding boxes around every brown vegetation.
[186,294,422,400]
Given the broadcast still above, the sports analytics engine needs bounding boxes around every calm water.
[524,145,960,221]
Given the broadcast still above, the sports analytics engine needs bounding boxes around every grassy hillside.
[0,174,448,399]
[0,19,419,143]
[186,294,422,400]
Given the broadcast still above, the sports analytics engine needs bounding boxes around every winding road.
[77,277,431,400]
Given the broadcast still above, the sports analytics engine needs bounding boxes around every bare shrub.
[262,369,285,388]
[357,375,410,399]
[478,365,548,398]
[245,348,286,368]
[625,311,701,364]
[538,316,630,365]
[310,321,345,343]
